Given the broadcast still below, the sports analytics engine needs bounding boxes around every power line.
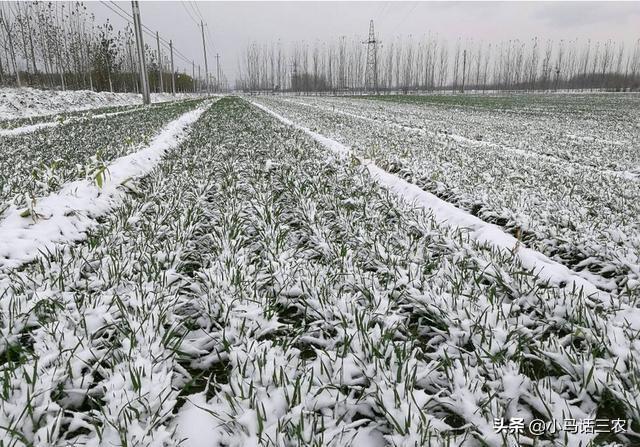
[99,1,218,80]
[193,1,204,19]
[108,1,157,41]
[98,1,195,72]
[187,2,215,66]
[183,1,221,85]
[171,45,192,63]
[189,1,205,22]
[101,2,156,44]
[103,2,186,58]
[181,2,199,26]
[107,1,132,20]
[203,24,216,73]
[99,1,132,25]
[109,0,169,47]
[206,27,216,53]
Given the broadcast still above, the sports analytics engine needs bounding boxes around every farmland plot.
[1,97,638,446]
[0,104,143,132]
[249,95,640,297]
[291,94,640,173]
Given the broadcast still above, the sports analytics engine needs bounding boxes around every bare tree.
[438,41,448,90]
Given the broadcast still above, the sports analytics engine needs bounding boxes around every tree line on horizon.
[237,34,640,94]
[0,2,222,94]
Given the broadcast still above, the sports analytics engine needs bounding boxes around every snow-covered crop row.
[0,99,205,217]
[249,95,640,298]
[1,97,637,446]
[0,102,209,272]
[0,103,153,134]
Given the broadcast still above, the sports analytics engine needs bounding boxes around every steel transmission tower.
[363,20,380,94]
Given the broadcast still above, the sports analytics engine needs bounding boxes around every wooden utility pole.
[200,20,209,93]
[131,0,150,104]
[169,39,176,95]
[128,40,137,93]
[156,31,163,93]
[192,60,195,92]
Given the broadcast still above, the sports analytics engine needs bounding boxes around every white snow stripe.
[89,107,144,120]
[0,103,210,272]
[251,99,606,299]
[0,121,59,137]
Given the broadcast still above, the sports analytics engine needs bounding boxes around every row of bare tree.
[237,35,640,93]
[0,2,222,93]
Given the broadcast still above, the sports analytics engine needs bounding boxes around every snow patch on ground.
[174,393,224,447]
[0,87,205,120]
[0,103,209,272]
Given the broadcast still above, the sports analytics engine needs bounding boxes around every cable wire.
[99,1,195,71]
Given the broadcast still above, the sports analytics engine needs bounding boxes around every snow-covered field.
[251,94,640,295]
[0,87,206,121]
[0,93,638,446]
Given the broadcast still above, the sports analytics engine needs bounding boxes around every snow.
[252,100,605,299]
[0,103,209,272]
[174,393,224,447]
[0,121,58,136]
[0,86,205,120]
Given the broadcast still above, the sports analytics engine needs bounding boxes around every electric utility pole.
[169,39,176,95]
[156,31,163,93]
[200,20,209,93]
[131,0,150,104]
[363,20,380,94]
[192,61,195,92]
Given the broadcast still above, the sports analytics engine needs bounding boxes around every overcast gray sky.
[86,1,640,81]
